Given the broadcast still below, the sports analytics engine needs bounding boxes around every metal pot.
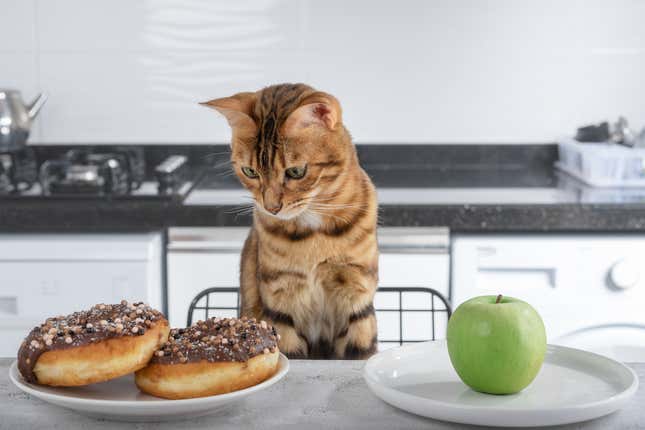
[0,89,46,153]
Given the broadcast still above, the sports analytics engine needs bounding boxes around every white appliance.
[0,233,163,357]
[167,227,450,349]
[452,234,645,362]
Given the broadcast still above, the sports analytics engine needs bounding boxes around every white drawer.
[0,233,162,357]
[0,259,160,357]
[0,261,156,319]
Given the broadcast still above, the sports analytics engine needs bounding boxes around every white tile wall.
[0,0,42,140]
[33,0,306,143]
[2,0,644,144]
[0,0,37,51]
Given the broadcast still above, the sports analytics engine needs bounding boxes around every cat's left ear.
[283,92,342,134]
[200,92,257,132]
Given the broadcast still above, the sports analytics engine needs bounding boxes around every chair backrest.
[374,287,452,350]
[186,287,452,349]
[186,287,240,327]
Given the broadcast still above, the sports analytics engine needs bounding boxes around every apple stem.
[495,294,503,304]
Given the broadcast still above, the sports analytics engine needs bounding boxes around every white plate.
[364,341,638,427]
[9,353,289,422]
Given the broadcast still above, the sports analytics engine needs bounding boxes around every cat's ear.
[283,92,342,134]
[200,92,257,131]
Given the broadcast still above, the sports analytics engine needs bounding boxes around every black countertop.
[3,144,645,233]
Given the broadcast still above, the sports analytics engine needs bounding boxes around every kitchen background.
[3,0,645,144]
[2,0,645,363]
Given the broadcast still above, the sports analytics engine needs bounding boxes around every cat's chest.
[258,236,348,343]
[272,236,345,268]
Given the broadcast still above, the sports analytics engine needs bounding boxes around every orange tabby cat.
[202,83,378,359]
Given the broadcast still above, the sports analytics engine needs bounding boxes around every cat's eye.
[241,166,259,178]
[285,165,307,180]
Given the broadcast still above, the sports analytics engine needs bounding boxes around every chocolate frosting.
[150,317,279,365]
[17,301,165,383]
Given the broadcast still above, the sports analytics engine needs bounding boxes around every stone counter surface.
[1,359,643,429]
[5,198,645,232]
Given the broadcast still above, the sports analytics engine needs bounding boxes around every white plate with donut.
[9,353,289,422]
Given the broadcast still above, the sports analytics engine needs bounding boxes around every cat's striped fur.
[203,83,378,359]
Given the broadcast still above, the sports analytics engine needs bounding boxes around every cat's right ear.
[282,92,342,134]
[200,92,256,132]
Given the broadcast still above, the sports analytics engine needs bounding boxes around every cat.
[202,83,378,359]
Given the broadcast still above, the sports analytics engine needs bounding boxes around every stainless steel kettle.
[0,89,47,152]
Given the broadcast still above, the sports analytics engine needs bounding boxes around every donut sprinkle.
[151,317,278,365]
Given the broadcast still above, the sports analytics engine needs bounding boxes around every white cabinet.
[167,227,451,351]
[167,228,247,327]
[0,233,163,357]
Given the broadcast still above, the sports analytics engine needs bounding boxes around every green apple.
[446,294,546,395]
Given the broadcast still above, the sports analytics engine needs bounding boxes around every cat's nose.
[265,202,283,214]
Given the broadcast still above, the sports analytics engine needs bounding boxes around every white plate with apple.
[363,295,639,427]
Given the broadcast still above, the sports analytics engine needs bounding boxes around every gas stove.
[0,146,193,201]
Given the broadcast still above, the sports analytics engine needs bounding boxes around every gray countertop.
[1,358,643,429]
[5,144,645,232]
[5,174,645,233]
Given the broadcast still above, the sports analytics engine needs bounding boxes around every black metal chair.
[186,287,452,346]
[375,287,452,347]
[186,287,240,327]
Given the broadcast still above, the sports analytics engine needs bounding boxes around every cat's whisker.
[211,161,232,170]
[202,150,232,161]
[214,169,236,178]
[309,200,367,217]
[210,164,232,171]
[309,194,340,200]
[230,210,254,218]
[296,194,339,205]
[309,203,369,213]
[224,200,256,215]
[225,206,255,215]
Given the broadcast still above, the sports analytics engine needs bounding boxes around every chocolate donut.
[17,301,169,386]
[135,316,280,399]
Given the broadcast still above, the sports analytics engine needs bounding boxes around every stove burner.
[39,148,143,195]
[0,146,191,200]
[0,162,10,193]
[0,148,38,193]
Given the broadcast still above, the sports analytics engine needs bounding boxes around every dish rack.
[556,138,645,187]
